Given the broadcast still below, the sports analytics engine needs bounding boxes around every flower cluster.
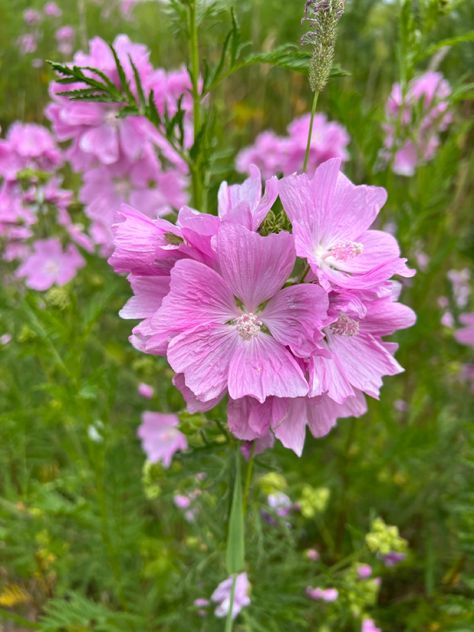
[19,3,63,64]
[46,35,191,253]
[383,71,452,176]
[111,157,415,456]
[236,112,349,178]
[0,122,87,290]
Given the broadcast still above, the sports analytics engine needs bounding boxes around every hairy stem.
[188,0,203,209]
[303,90,319,172]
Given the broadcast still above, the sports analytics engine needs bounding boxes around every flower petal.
[228,334,308,403]
[217,223,295,311]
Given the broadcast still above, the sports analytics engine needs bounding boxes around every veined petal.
[151,258,238,350]
[329,333,403,399]
[228,334,308,403]
[262,284,329,357]
[217,223,295,311]
[167,324,238,402]
[119,275,170,319]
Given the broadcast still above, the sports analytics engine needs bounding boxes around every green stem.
[242,443,256,516]
[225,573,238,632]
[302,90,320,172]
[188,0,203,209]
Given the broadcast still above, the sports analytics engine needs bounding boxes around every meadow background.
[0,0,473,630]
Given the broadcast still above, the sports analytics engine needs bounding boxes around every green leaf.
[108,44,135,104]
[129,55,146,111]
[226,450,245,574]
[416,31,474,61]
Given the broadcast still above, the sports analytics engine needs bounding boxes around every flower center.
[330,313,359,336]
[104,109,119,128]
[45,260,60,276]
[235,312,263,340]
[327,239,364,262]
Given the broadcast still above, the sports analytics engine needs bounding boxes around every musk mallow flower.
[15,239,85,291]
[383,71,452,176]
[455,313,474,348]
[137,412,187,467]
[306,586,339,602]
[236,113,349,178]
[278,158,415,290]
[362,618,382,632]
[147,223,329,403]
[211,573,251,619]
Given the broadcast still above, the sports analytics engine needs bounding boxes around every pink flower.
[18,33,38,55]
[0,122,63,177]
[455,313,474,348]
[447,268,471,308]
[211,573,251,619]
[236,131,286,179]
[23,9,41,25]
[383,71,452,176]
[80,155,187,253]
[137,412,187,467]
[137,382,154,399]
[217,164,278,231]
[112,161,415,456]
[46,35,155,169]
[278,158,415,290]
[16,238,84,291]
[362,618,382,632]
[305,548,320,561]
[236,113,349,177]
[56,25,75,56]
[44,2,62,17]
[306,586,339,602]
[381,551,405,567]
[357,564,373,579]
[149,223,328,403]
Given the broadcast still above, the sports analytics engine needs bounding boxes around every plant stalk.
[188,0,203,209]
[303,90,319,172]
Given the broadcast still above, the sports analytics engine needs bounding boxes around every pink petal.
[167,325,239,402]
[119,275,170,319]
[228,334,308,403]
[217,223,295,311]
[262,284,329,357]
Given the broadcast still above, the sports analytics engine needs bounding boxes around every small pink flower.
[138,382,154,399]
[383,71,451,176]
[306,586,339,602]
[18,33,38,55]
[362,618,382,632]
[137,412,187,467]
[455,313,474,348]
[211,573,251,620]
[174,494,191,510]
[357,564,373,579]
[305,548,320,561]
[44,2,62,17]
[16,239,84,291]
[23,8,41,25]
[236,113,349,177]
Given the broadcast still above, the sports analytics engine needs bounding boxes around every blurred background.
[0,1,473,630]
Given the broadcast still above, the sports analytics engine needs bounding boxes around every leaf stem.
[303,90,319,172]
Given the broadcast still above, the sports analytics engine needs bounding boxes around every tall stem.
[225,574,237,632]
[242,443,256,516]
[188,0,203,209]
[302,90,319,173]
